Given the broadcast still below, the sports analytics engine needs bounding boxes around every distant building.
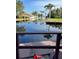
[16,11,36,22]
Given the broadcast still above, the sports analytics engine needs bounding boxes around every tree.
[16,25,26,32]
[32,11,38,20]
[59,7,62,18]
[38,13,43,20]
[32,11,38,16]
[44,3,55,18]
[56,8,61,18]
[51,9,57,18]
[51,7,62,18]
[16,0,24,15]
[40,11,44,20]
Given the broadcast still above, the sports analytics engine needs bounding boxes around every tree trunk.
[49,9,51,18]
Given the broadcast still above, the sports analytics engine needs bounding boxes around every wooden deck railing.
[16,22,62,59]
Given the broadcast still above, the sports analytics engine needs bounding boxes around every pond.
[16,22,61,43]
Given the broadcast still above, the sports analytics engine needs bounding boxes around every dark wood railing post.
[16,34,19,59]
[53,33,61,59]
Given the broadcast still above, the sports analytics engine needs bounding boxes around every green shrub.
[16,25,26,32]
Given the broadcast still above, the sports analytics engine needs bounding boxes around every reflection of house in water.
[16,11,36,22]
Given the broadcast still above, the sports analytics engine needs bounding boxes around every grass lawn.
[45,18,62,22]
[16,18,62,22]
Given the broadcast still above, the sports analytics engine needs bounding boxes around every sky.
[22,0,62,13]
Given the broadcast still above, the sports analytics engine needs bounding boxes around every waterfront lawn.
[45,18,62,22]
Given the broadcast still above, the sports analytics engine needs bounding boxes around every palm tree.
[16,0,24,15]
[40,11,44,20]
[44,3,55,18]
[32,11,38,20]
[32,11,38,16]
[38,13,43,20]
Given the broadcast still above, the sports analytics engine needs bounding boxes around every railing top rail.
[19,46,62,49]
[16,32,62,35]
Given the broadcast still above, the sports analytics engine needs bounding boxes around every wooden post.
[53,33,61,59]
[16,34,19,59]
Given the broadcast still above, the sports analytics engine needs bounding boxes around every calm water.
[16,22,61,43]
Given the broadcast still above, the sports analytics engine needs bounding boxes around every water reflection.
[16,22,61,43]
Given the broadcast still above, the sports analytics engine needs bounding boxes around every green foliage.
[38,13,43,20]
[16,25,26,32]
[44,34,52,39]
[44,3,55,10]
[16,0,24,15]
[32,11,38,16]
[49,7,62,18]
[44,3,55,18]
[44,3,62,18]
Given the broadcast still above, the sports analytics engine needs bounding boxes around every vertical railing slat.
[53,34,61,59]
[16,35,19,59]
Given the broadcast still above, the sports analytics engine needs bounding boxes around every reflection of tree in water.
[44,34,52,39]
[44,24,62,40]
[51,25,62,29]
[16,25,26,32]
[55,25,62,29]
[44,25,53,40]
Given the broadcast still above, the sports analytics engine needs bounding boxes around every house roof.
[17,11,34,17]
